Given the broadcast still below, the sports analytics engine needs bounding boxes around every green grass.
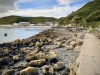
[0,15,57,25]
[57,0,100,28]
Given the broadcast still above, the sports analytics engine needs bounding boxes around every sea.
[0,28,47,43]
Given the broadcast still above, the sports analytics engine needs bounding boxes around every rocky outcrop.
[20,67,37,75]
[30,59,46,67]
[25,54,35,62]
[49,51,59,63]
[53,62,65,70]
[2,69,15,75]
[13,38,20,47]
[0,28,85,75]
[13,55,20,62]
[34,52,48,60]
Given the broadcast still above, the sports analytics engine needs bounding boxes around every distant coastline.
[0,25,53,28]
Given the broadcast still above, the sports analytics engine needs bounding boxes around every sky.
[0,0,92,18]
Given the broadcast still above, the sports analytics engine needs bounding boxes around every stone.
[41,65,49,74]
[35,42,41,47]
[42,68,48,74]
[56,42,63,48]
[41,65,54,74]
[70,41,77,47]
[49,51,59,63]
[66,39,72,44]
[35,52,48,60]
[65,45,74,50]
[20,67,37,75]
[22,63,29,68]
[56,38,62,41]
[77,39,83,46]
[20,48,25,52]
[47,38,52,43]
[0,57,11,66]
[74,45,81,51]
[53,62,65,70]
[24,50,31,54]
[33,47,39,54]
[49,67,54,74]
[2,69,15,75]
[25,54,34,62]
[14,38,20,46]
[69,63,76,75]
[30,59,46,67]
[45,47,51,52]
[3,49,10,55]
[0,71,2,75]
[13,55,20,62]
[29,43,35,47]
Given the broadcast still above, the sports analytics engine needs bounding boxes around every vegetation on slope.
[58,0,100,28]
[0,15,57,25]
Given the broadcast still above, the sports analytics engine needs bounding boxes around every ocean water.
[0,28,47,43]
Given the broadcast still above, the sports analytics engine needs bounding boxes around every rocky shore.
[0,27,86,75]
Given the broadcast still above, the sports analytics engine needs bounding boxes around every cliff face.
[58,0,100,28]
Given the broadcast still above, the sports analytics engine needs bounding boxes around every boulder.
[40,37,47,42]
[56,38,62,42]
[56,42,63,48]
[0,57,11,66]
[65,45,74,50]
[21,39,29,46]
[66,39,72,44]
[24,50,31,54]
[20,67,37,75]
[0,48,3,57]
[33,47,39,54]
[54,41,58,45]
[70,41,77,47]
[14,38,20,46]
[41,65,54,74]
[47,38,52,43]
[20,48,25,52]
[35,42,41,47]
[25,54,34,62]
[21,63,29,68]
[42,68,48,74]
[3,49,11,55]
[49,67,54,74]
[45,47,50,52]
[30,59,46,67]
[13,55,20,62]
[0,71,2,75]
[69,63,76,75]
[49,51,59,63]
[74,45,81,51]
[53,62,65,70]
[77,39,83,46]
[29,43,35,47]
[2,69,15,75]
[35,52,48,60]
[41,65,49,74]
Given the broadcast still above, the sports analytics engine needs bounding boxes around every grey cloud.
[0,0,19,13]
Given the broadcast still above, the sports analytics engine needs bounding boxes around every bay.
[0,28,47,43]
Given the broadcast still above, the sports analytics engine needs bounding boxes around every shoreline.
[0,27,85,75]
[0,25,53,28]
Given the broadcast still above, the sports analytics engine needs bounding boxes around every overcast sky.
[0,0,92,18]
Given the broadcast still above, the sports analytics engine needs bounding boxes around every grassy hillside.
[58,0,100,28]
[0,15,57,25]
